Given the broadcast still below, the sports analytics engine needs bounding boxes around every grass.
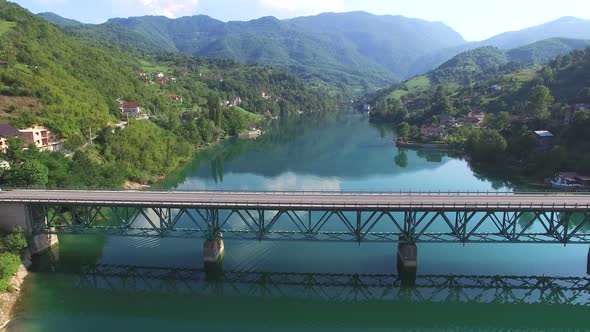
[388,89,408,100]
[386,76,431,100]
[232,106,263,122]
[405,76,431,91]
[0,20,16,36]
[139,59,172,73]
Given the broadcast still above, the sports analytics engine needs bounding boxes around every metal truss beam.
[29,205,590,244]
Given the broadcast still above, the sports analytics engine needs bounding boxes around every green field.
[232,106,262,122]
[386,76,431,100]
[405,76,431,91]
[0,20,16,36]
[139,60,172,73]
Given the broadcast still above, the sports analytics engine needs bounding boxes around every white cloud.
[258,0,344,16]
[122,0,200,18]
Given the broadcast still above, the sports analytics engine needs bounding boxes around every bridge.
[1,189,590,281]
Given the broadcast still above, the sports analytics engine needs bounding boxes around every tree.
[527,85,554,120]
[5,159,49,187]
[394,149,408,168]
[468,129,507,161]
[492,111,510,132]
[395,122,410,141]
[431,85,455,115]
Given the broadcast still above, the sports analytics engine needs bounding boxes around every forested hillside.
[39,11,467,95]
[408,17,590,77]
[363,46,590,183]
[0,0,338,188]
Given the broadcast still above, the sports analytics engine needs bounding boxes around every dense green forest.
[39,11,469,95]
[363,46,590,183]
[0,0,339,187]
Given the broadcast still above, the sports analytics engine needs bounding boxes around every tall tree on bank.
[527,85,554,120]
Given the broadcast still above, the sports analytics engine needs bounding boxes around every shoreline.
[395,140,455,150]
[0,264,28,330]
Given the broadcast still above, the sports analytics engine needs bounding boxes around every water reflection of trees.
[518,212,590,231]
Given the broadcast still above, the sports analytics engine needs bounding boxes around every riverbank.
[0,265,28,330]
[395,140,454,150]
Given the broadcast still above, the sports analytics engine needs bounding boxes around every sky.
[11,0,590,41]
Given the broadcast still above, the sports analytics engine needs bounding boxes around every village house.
[0,123,62,152]
[0,160,10,171]
[440,114,457,127]
[0,60,8,69]
[156,72,165,78]
[420,124,445,139]
[261,92,271,100]
[404,98,429,109]
[120,101,142,118]
[19,125,51,150]
[463,111,486,127]
[167,94,183,103]
[490,84,502,92]
[551,172,590,189]
[224,97,242,107]
[0,124,24,151]
[534,130,554,152]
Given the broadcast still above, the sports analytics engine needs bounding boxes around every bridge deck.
[1,190,589,211]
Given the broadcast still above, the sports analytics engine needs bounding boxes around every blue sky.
[11,0,590,41]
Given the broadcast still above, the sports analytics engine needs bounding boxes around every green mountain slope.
[483,17,590,50]
[37,12,83,27]
[39,11,466,94]
[428,47,509,84]
[506,38,590,65]
[408,17,590,77]
[0,1,339,187]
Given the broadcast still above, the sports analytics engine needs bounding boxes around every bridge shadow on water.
[43,263,590,306]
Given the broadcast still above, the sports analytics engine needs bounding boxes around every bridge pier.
[204,238,224,279]
[397,241,417,287]
[30,233,59,255]
[0,203,59,255]
[587,246,590,275]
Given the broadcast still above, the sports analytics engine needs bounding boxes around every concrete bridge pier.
[587,246,590,275]
[204,238,224,280]
[0,203,59,255]
[397,241,417,287]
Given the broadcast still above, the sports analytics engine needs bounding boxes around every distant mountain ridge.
[38,11,590,94]
[38,11,466,94]
[409,17,590,76]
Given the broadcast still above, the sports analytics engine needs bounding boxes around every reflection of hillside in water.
[162,114,459,187]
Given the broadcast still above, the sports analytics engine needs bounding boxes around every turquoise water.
[8,113,590,331]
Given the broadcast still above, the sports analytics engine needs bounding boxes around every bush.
[0,253,21,292]
[0,227,27,255]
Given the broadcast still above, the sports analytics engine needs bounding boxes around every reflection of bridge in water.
[71,264,590,306]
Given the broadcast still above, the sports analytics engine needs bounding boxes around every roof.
[0,124,22,138]
[534,130,554,137]
[122,102,140,109]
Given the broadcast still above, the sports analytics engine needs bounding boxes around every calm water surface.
[9,113,590,331]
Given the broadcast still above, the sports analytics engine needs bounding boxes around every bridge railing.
[4,185,590,195]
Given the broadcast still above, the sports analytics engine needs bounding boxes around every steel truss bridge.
[2,190,590,243]
[70,264,590,305]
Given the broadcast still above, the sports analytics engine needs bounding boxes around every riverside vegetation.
[0,1,339,188]
[363,46,590,184]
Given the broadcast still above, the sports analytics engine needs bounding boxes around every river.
[7,113,590,331]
